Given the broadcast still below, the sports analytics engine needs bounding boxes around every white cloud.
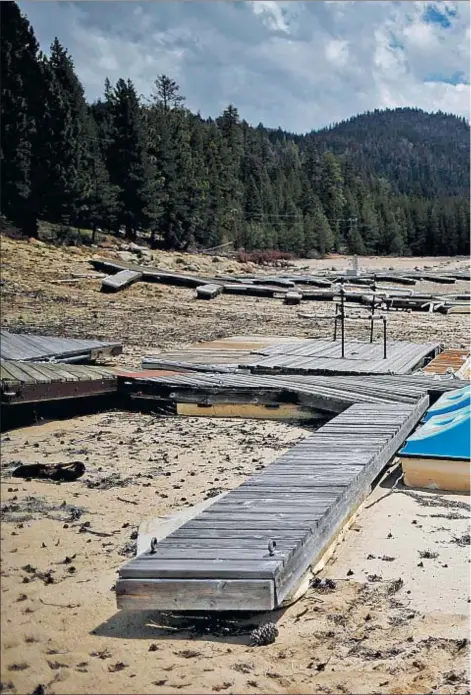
[325,39,350,67]
[403,20,437,48]
[250,1,291,34]
[19,1,470,132]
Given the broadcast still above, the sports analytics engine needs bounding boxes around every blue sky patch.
[423,4,452,28]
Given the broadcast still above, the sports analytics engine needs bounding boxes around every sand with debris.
[0,236,469,695]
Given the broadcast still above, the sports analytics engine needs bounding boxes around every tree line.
[1,1,469,256]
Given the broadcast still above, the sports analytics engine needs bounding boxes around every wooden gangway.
[117,395,428,611]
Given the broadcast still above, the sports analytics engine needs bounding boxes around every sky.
[19,0,471,133]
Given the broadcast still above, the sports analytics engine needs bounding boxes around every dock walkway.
[117,397,428,611]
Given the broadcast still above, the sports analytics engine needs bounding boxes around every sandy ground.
[294,254,469,272]
[1,236,470,695]
[0,237,469,365]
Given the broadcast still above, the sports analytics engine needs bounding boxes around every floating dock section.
[121,372,466,416]
[116,398,428,611]
[102,269,142,293]
[141,338,441,377]
[1,360,117,406]
[244,339,440,376]
[0,330,122,363]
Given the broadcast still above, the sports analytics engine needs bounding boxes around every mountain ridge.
[1,0,469,256]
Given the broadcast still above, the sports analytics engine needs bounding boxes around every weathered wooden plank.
[182,518,320,530]
[119,559,279,579]
[156,537,301,548]
[0,362,21,382]
[229,487,350,496]
[166,528,306,540]
[0,330,122,362]
[3,361,53,383]
[0,361,38,383]
[116,578,275,611]
[11,361,65,382]
[137,548,292,561]
[243,476,360,487]
[274,397,428,603]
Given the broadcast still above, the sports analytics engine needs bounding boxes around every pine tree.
[318,152,345,250]
[0,1,43,236]
[455,199,470,256]
[409,198,428,255]
[346,220,365,255]
[313,204,334,256]
[84,111,119,235]
[359,196,380,253]
[245,175,263,223]
[153,74,185,111]
[38,39,93,225]
[105,78,161,239]
[217,105,244,244]
[342,187,360,250]
[426,203,441,255]
[149,94,199,249]
[88,96,120,232]
[203,122,226,247]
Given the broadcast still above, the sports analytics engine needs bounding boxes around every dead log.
[12,461,86,482]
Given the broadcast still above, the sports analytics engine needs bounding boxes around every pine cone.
[250,622,279,646]
[311,577,336,592]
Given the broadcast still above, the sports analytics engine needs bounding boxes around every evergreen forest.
[1,1,470,256]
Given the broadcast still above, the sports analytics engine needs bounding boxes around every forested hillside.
[305,109,470,198]
[1,1,469,256]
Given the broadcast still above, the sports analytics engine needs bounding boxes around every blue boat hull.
[400,404,470,460]
[424,385,470,422]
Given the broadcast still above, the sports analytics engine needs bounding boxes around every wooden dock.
[141,338,440,376]
[116,398,428,611]
[117,354,463,611]
[1,360,117,405]
[0,330,122,363]
[121,372,467,415]
[423,348,470,377]
[245,339,440,376]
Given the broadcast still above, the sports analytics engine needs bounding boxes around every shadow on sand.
[92,606,288,645]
